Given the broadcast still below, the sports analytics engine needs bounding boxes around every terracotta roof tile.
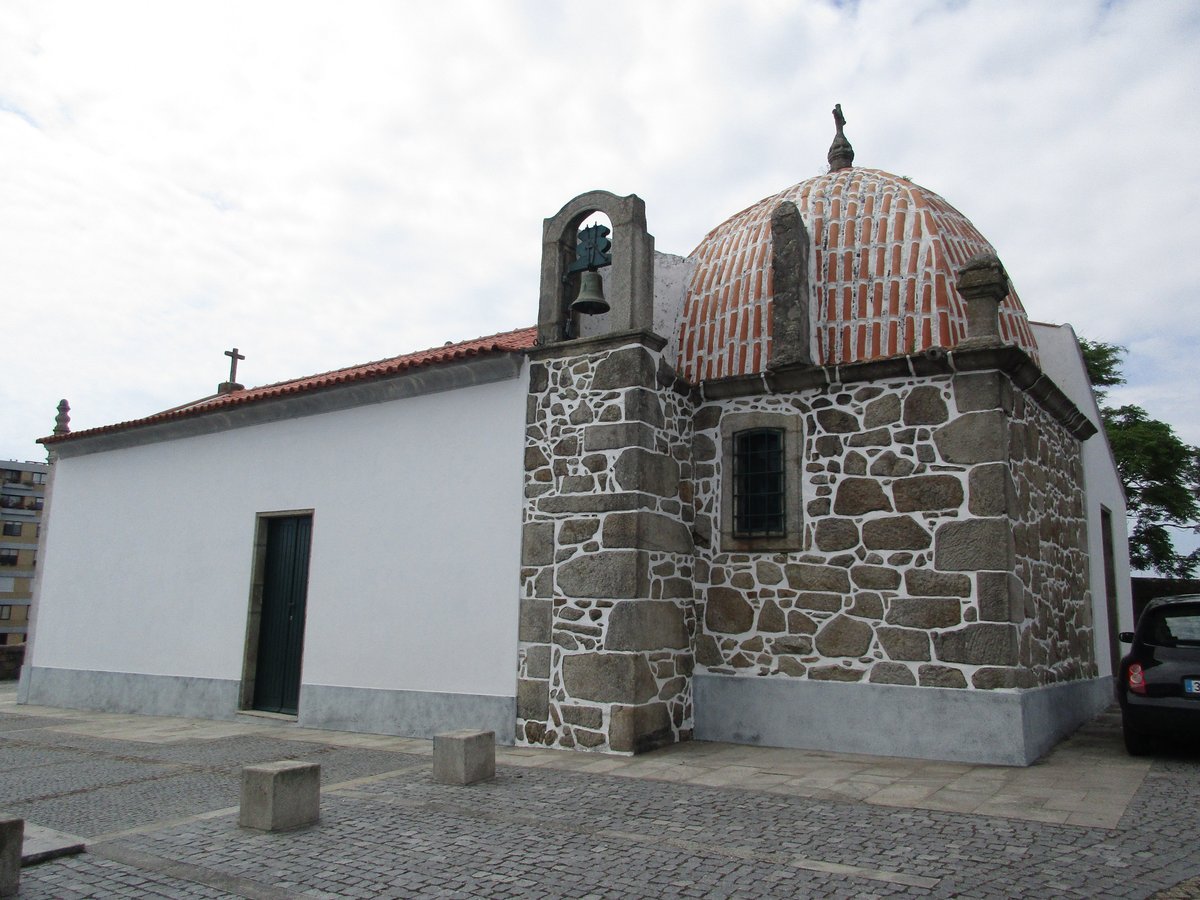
[43,325,538,445]
[677,168,1039,381]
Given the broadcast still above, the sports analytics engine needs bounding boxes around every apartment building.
[1,459,47,645]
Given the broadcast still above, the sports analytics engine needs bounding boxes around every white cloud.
[2,0,1198,458]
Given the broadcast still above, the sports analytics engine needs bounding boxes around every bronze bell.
[570,270,610,316]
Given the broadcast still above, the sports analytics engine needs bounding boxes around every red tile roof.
[677,168,1039,381]
[43,326,538,445]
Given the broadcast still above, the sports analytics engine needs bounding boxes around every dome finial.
[828,103,855,171]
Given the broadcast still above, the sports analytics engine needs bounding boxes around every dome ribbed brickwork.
[677,168,1038,381]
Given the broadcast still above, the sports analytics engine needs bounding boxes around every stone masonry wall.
[1009,387,1095,684]
[518,342,697,753]
[691,368,1094,691]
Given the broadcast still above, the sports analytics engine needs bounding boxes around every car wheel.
[1123,720,1152,756]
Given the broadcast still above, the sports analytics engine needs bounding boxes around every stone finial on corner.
[53,399,71,435]
[955,253,1009,347]
[828,103,855,172]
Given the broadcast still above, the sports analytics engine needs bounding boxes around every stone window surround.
[731,428,786,537]
[719,411,803,552]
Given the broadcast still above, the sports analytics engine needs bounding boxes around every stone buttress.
[517,191,696,753]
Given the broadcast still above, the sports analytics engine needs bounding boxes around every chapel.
[20,109,1132,765]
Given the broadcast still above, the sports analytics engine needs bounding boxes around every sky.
[3,0,1199,465]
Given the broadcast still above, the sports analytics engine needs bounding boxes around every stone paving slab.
[3,683,1199,897]
[21,823,86,865]
[585,715,1147,829]
[17,853,247,899]
[0,712,76,732]
[15,755,1196,899]
[7,686,1146,829]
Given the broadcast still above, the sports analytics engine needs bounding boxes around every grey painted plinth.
[300,683,516,744]
[433,730,495,785]
[20,667,239,720]
[1019,675,1115,761]
[694,673,1114,766]
[0,818,21,899]
[239,761,320,832]
[20,669,520,746]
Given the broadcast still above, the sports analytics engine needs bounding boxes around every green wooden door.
[253,515,312,715]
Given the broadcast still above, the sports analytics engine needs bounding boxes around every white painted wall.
[31,366,528,697]
[653,252,695,366]
[1031,323,1133,675]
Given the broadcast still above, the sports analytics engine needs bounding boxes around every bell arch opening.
[537,191,655,346]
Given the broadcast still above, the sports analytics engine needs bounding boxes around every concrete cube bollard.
[239,760,320,831]
[433,729,495,785]
[0,818,22,899]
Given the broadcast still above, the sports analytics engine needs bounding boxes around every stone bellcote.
[537,190,656,347]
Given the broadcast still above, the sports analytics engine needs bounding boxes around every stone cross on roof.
[225,348,245,383]
[218,348,245,395]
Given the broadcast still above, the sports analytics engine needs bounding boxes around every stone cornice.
[527,329,668,362]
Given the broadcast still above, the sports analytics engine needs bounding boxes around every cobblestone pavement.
[1,694,1198,898]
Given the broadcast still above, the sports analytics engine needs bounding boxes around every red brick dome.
[677,167,1039,382]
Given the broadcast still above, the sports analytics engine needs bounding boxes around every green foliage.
[1079,339,1200,577]
[1078,338,1125,398]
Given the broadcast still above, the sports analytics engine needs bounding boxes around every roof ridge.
[43,325,538,445]
[241,324,540,394]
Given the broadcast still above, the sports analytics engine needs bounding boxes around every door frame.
[1099,505,1122,676]
[239,509,315,714]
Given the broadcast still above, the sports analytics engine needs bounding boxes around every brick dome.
[677,167,1039,382]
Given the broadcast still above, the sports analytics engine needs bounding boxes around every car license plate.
[1186,678,1200,695]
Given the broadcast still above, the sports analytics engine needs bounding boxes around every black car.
[1116,594,1200,755]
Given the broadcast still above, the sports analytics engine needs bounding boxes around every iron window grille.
[732,428,786,537]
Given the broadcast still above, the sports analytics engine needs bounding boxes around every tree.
[1078,339,1125,397]
[1079,338,1200,577]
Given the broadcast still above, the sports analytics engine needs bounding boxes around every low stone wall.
[0,644,24,681]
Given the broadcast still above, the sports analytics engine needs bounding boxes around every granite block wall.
[520,336,1095,755]
[1009,389,1095,684]
[691,368,1093,692]
[518,340,697,753]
